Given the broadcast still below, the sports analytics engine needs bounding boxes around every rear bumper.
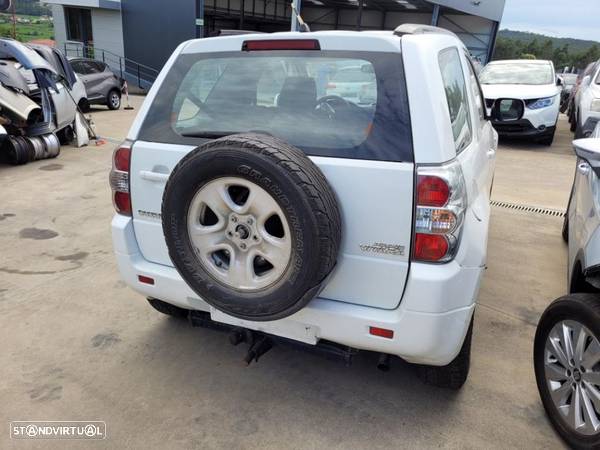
[112,215,483,366]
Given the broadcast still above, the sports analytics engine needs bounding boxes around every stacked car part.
[3,133,60,165]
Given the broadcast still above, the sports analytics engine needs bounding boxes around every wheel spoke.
[583,339,600,370]
[574,325,589,366]
[546,362,568,382]
[189,226,227,254]
[581,388,600,433]
[550,380,573,406]
[259,235,291,270]
[562,322,575,363]
[566,384,583,430]
[227,250,254,288]
[246,186,279,220]
[547,329,570,368]
[584,382,600,414]
[199,182,237,218]
[584,371,600,386]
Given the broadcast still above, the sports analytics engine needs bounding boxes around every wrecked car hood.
[0,39,57,75]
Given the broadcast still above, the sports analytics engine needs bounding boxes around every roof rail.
[393,24,456,38]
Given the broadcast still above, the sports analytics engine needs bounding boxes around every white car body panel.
[569,137,600,285]
[577,71,600,133]
[130,141,414,310]
[115,29,496,365]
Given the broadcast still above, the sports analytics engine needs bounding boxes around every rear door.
[129,48,415,310]
[438,47,494,267]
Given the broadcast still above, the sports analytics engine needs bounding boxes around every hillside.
[493,29,600,70]
[15,0,52,16]
[499,29,600,53]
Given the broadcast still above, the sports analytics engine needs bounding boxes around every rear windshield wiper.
[180,131,235,139]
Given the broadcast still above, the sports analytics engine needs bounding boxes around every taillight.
[412,161,466,263]
[109,140,133,216]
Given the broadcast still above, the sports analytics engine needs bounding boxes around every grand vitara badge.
[359,242,405,256]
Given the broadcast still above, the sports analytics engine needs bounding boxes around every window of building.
[65,7,93,44]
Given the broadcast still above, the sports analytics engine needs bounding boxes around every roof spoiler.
[393,24,456,38]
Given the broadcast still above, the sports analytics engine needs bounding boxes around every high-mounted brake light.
[109,140,133,216]
[412,162,466,263]
[242,39,320,51]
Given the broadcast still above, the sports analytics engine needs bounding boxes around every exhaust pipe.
[377,353,391,372]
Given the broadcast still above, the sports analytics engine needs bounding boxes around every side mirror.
[556,77,563,87]
[583,75,592,87]
[574,137,600,176]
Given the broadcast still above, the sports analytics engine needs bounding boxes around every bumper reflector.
[138,275,155,285]
[369,327,394,339]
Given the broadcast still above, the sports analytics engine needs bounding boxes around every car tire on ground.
[57,126,75,145]
[534,294,600,449]
[78,98,90,113]
[147,298,189,318]
[161,133,342,322]
[571,110,577,133]
[538,129,556,146]
[107,89,121,110]
[417,315,473,390]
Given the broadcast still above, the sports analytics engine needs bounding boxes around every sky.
[501,0,600,42]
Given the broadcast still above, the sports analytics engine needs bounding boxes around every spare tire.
[162,133,341,321]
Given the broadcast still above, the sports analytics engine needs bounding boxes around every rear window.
[139,50,413,162]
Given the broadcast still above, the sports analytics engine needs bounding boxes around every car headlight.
[591,99,600,112]
[525,96,555,110]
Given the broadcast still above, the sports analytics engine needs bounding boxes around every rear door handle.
[140,170,169,182]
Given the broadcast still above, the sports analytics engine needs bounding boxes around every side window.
[464,55,485,124]
[438,47,472,153]
[72,61,90,75]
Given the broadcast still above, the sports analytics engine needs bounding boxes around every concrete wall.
[121,0,196,72]
[51,4,68,51]
[91,8,125,60]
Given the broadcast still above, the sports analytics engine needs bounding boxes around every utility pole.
[11,0,16,39]
[196,0,204,38]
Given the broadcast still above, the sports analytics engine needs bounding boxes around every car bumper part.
[112,215,482,366]
[491,119,555,139]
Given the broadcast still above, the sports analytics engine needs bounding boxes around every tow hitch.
[188,309,359,366]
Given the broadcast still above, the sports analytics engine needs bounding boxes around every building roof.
[44,0,121,10]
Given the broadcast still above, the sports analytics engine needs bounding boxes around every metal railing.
[63,42,160,89]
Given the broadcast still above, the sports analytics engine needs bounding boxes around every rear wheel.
[534,294,600,449]
[107,90,121,110]
[571,109,578,132]
[417,316,473,389]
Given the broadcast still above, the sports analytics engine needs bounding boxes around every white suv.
[110,26,497,389]
[479,59,561,146]
[574,60,600,138]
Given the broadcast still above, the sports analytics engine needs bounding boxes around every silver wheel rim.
[110,93,120,107]
[187,177,292,292]
[545,320,600,435]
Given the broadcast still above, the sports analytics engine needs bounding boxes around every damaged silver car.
[0,39,87,165]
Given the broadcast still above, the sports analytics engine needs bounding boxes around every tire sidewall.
[534,295,600,449]
[163,145,323,321]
